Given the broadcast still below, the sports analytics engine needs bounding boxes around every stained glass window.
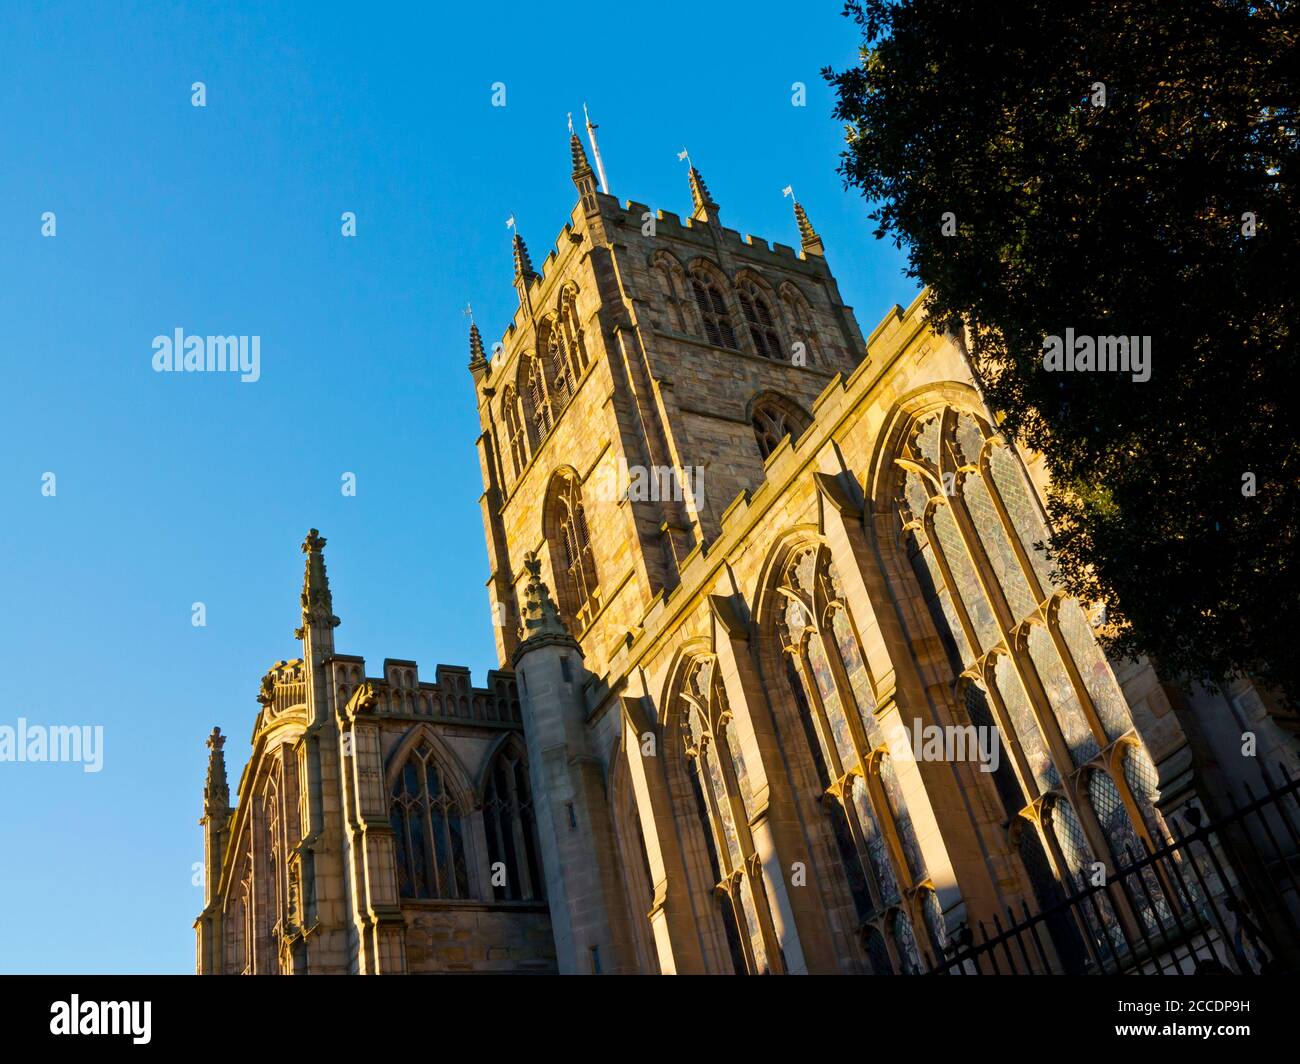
[1122,744,1165,841]
[830,606,880,744]
[777,545,933,971]
[680,657,780,974]
[908,531,972,667]
[892,911,925,975]
[388,744,471,900]
[953,413,985,468]
[1089,771,1173,936]
[1050,797,1123,955]
[865,926,894,975]
[932,504,1000,650]
[992,654,1058,794]
[963,471,1038,620]
[1028,624,1100,765]
[921,889,948,960]
[1059,597,1131,740]
[987,442,1055,592]
[880,755,926,882]
[914,415,943,469]
[891,404,1166,955]
[483,744,544,901]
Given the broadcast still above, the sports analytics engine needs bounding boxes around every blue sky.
[0,1,915,973]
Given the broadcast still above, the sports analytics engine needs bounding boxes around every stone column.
[618,693,709,974]
[512,552,638,973]
[338,683,407,974]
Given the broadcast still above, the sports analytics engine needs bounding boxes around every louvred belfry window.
[501,386,528,478]
[548,471,600,631]
[525,355,552,437]
[548,327,574,413]
[691,273,738,350]
[739,285,782,360]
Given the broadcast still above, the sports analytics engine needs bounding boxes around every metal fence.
[932,761,1300,975]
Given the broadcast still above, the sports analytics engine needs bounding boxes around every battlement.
[605,197,824,273]
[480,177,834,395]
[328,654,522,726]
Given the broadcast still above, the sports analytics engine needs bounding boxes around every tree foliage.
[826,0,1299,703]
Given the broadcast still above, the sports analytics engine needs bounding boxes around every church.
[195,130,1298,975]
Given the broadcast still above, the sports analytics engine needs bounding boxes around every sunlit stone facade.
[197,135,1296,975]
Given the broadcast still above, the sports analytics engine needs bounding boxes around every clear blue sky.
[0,1,915,973]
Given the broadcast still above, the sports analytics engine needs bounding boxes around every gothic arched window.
[524,354,552,438]
[679,657,782,974]
[777,545,943,972]
[389,742,471,900]
[780,284,818,365]
[483,740,544,901]
[751,393,811,461]
[650,257,687,333]
[501,386,528,479]
[891,404,1173,961]
[738,283,782,360]
[262,770,286,967]
[546,471,600,631]
[559,285,588,373]
[690,270,738,350]
[546,323,574,415]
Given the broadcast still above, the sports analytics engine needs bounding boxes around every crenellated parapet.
[333,657,522,727]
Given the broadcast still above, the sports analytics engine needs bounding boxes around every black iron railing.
[932,761,1300,975]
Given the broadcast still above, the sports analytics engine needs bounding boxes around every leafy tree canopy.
[826,0,1298,705]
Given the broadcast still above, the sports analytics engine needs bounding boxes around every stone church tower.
[466,131,1298,975]
[199,131,1297,975]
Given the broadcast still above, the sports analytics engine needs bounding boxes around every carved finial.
[792,200,824,257]
[299,528,340,634]
[570,129,592,176]
[468,321,488,373]
[512,231,537,282]
[517,550,570,643]
[203,726,230,816]
[688,165,719,222]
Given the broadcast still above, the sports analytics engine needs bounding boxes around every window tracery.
[892,404,1176,960]
[777,544,944,972]
[388,741,471,900]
